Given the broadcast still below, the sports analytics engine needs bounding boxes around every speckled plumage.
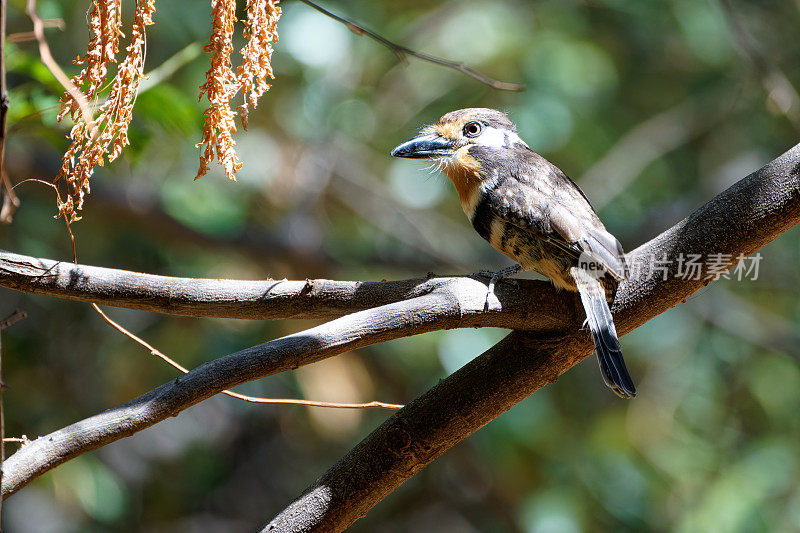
[391,108,637,398]
[465,146,627,293]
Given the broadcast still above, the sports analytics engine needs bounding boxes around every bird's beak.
[390,132,455,159]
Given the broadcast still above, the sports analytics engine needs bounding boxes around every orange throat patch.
[442,148,483,215]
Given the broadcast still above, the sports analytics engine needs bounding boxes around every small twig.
[91,303,403,410]
[222,390,403,410]
[298,0,524,92]
[0,311,26,331]
[11,177,62,194]
[6,17,64,43]
[26,0,97,137]
[11,178,76,254]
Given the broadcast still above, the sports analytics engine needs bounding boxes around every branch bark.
[263,142,800,532]
[0,250,574,330]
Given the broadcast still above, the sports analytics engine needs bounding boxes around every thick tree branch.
[0,250,574,331]
[263,142,800,532]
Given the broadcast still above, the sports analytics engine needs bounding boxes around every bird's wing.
[549,199,628,281]
[485,153,628,280]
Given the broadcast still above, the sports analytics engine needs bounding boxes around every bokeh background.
[2,0,800,531]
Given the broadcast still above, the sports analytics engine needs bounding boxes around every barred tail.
[571,267,636,399]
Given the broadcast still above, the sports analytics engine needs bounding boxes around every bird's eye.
[463,122,482,138]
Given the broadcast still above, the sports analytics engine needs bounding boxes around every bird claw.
[474,265,523,311]
[484,281,501,311]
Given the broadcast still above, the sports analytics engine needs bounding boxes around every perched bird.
[391,108,636,398]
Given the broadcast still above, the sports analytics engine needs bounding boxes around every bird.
[390,108,636,398]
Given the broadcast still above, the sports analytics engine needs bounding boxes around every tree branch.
[263,142,800,531]
[0,250,573,331]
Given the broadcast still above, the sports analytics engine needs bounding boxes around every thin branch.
[0,311,26,331]
[298,0,524,92]
[6,17,64,43]
[220,392,402,410]
[26,0,97,137]
[91,303,403,410]
[2,143,799,505]
[263,142,800,531]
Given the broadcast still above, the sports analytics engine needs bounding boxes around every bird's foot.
[475,265,523,310]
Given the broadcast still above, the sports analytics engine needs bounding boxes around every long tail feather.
[571,267,636,399]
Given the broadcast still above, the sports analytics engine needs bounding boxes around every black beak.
[390,132,454,159]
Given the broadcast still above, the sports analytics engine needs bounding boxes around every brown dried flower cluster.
[58,0,121,121]
[56,0,155,222]
[55,0,280,220]
[196,0,240,181]
[196,0,281,181]
[237,0,281,130]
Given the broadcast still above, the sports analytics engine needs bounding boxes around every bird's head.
[391,108,529,208]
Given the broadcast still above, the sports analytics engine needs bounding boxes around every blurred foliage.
[1,0,800,531]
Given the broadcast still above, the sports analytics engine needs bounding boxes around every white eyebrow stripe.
[477,127,506,148]
[477,126,528,149]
